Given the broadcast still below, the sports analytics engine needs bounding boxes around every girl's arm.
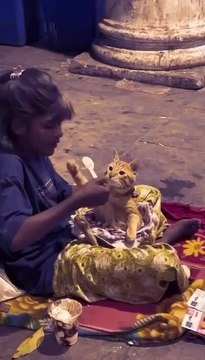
[0,176,109,253]
[11,181,109,251]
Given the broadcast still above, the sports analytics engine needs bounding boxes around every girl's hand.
[73,178,110,208]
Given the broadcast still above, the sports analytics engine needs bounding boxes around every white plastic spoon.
[82,156,98,178]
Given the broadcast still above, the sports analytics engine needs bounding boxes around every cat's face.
[105,152,139,193]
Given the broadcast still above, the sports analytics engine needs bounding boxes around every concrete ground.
[0,45,205,359]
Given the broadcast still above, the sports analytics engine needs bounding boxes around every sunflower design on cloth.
[183,238,205,257]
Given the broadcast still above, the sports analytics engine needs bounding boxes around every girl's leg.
[159,219,200,245]
[54,242,189,304]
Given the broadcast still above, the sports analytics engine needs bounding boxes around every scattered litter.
[115,79,136,91]
[112,345,122,353]
[128,341,134,346]
[61,59,71,68]
[12,328,45,359]
[140,141,165,147]
[182,288,205,337]
[139,84,171,95]
[115,79,171,94]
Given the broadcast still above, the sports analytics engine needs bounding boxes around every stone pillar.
[93,0,205,70]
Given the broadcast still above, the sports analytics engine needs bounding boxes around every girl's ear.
[11,118,27,136]
[113,149,120,161]
[129,160,139,173]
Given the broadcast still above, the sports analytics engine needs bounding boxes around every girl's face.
[14,114,64,157]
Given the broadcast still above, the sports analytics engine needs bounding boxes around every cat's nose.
[109,173,115,178]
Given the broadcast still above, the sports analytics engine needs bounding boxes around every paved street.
[0,45,205,359]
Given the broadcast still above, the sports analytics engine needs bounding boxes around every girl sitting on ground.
[0,66,199,304]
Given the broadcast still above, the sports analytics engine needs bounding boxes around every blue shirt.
[0,153,73,296]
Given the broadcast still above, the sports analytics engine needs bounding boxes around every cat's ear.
[129,160,139,173]
[113,150,120,161]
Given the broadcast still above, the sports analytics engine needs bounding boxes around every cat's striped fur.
[67,152,142,243]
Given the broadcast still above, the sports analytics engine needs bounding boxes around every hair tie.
[10,65,24,80]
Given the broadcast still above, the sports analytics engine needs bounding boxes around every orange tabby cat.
[67,152,142,243]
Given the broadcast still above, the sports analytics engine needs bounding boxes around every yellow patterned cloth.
[53,185,188,304]
[133,279,205,341]
[134,184,168,239]
[0,279,205,343]
[53,242,188,304]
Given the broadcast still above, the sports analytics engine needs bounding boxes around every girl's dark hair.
[0,67,74,152]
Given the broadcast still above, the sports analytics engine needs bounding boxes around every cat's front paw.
[125,232,136,245]
[67,159,79,176]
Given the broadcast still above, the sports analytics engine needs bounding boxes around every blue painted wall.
[0,0,105,50]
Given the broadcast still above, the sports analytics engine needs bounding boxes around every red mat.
[79,203,205,332]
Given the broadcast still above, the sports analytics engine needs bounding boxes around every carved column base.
[93,20,205,70]
[92,0,205,70]
[70,52,205,90]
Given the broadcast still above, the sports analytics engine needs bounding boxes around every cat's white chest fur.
[94,197,127,228]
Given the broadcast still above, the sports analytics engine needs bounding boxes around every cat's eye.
[108,165,113,171]
[119,170,125,175]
